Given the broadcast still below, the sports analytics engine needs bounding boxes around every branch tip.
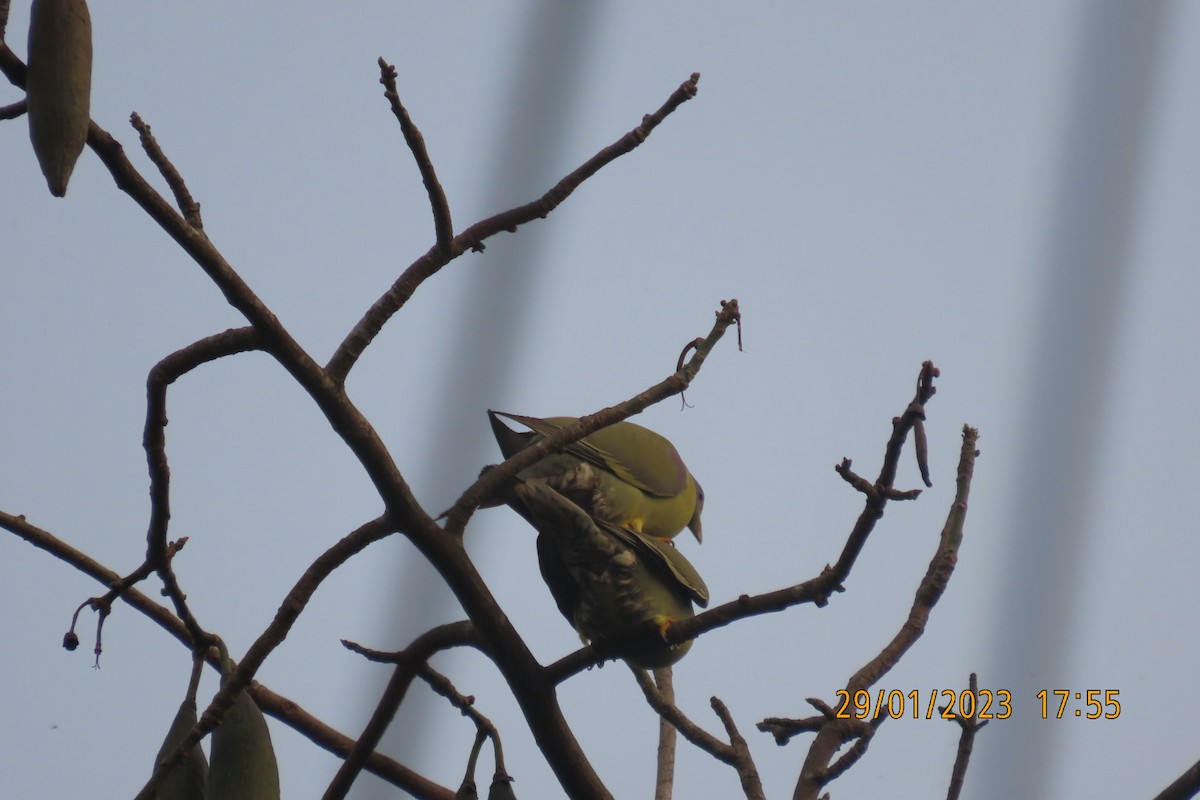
[129,111,204,229]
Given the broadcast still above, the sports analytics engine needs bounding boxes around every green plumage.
[510,480,708,668]
[488,411,704,542]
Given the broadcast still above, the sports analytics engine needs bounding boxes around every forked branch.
[0,511,451,798]
[325,71,703,384]
[785,424,978,800]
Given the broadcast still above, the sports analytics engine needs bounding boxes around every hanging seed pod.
[454,779,479,800]
[26,0,93,197]
[487,771,517,800]
[153,697,210,800]
[206,685,281,800]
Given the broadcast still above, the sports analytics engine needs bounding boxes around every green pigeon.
[509,479,709,668]
[488,410,704,542]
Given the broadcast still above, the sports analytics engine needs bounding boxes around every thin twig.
[63,536,187,665]
[0,98,24,119]
[130,112,204,229]
[457,729,487,798]
[828,361,938,578]
[653,667,677,800]
[711,697,766,800]
[323,622,477,800]
[911,361,937,486]
[340,638,412,662]
[757,713,824,745]
[419,662,507,776]
[377,58,452,251]
[945,672,987,800]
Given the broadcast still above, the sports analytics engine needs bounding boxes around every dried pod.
[153,698,209,800]
[454,779,479,800]
[26,0,93,196]
[487,771,517,800]
[206,686,281,800]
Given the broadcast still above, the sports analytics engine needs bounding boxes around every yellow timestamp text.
[1037,689,1121,719]
[834,689,1013,721]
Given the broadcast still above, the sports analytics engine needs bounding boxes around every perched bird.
[509,479,708,668]
[488,410,704,542]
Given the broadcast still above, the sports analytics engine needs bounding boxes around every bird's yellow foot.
[653,615,676,641]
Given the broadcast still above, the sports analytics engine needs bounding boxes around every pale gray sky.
[3,3,1199,799]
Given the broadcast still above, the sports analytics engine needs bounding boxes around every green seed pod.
[206,686,281,800]
[153,698,209,800]
[26,0,92,197]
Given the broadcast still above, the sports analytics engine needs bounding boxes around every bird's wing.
[491,411,688,498]
[598,519,710,608]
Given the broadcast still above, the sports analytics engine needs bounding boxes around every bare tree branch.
[1153,757,1200,800]
[137,514,399,800]
[0,36,1010,797]
[129,112,204,229]
[143,327,263,648]
[377,57,452,251]
[634,669,766,800]
[635,669,735,761]
[711,696,766,800]
[652,667,678,800]
[787,424,978,800]
[325,72,702,384]
[654,362,941,647]
[420,662,508,775]
[252,683,454,800]
[3,47,713,795]
[0,98,24,119]
[944,672,988,800]
[0,511,452,798]
[324,622,477,800]
[457,729,488,799]
[0,42,24,88]
[342,634,509,780]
